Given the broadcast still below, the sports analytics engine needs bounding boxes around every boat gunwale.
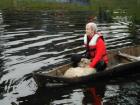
[33,60,140,79]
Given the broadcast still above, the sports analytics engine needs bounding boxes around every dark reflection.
[128,18,140,45]
[69,0,90,5]
[46,0,90,5]
[2,10,43,30]
[98,7,113,23]
[17,83,106,105]
[17,87,76,105]
[82,84,105,105]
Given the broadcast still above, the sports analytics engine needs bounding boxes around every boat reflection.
[17,83,106,105]
[17,87,73,105]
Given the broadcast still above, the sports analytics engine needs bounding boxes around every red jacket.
[84,33,108,68]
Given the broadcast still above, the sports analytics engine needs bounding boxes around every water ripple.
[0,10,139,105]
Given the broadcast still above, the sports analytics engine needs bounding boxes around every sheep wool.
[64,58,96,78]
[64,67,96,78]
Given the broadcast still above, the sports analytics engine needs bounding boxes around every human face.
[85,25,94,36]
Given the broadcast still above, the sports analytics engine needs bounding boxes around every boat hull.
[33,45,140,88]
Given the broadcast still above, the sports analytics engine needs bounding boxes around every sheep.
[78,58,91,67]
[64,58,96,78]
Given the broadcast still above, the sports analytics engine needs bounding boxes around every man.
[84,22,108,71]
[71,22,108,72]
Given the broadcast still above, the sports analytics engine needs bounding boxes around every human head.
[85,22,98,35]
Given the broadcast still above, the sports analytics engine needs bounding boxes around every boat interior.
[40,45,140,77]
[107,45,140,67]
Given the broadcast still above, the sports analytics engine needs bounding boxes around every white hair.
[86,22,98,32]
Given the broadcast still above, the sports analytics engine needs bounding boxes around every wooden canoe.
[32,45,140,88]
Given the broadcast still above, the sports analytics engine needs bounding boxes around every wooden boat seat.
[117,51,140,62]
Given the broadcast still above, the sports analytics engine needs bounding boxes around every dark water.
[0,10,140,105]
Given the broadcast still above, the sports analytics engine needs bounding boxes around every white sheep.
[64,58,96,78]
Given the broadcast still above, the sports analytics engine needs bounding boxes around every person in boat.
[71,22,108,72]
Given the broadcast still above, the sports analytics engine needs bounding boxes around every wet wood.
[117,51,140,62]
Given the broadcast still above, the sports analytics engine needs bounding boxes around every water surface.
[0,9,140,105]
